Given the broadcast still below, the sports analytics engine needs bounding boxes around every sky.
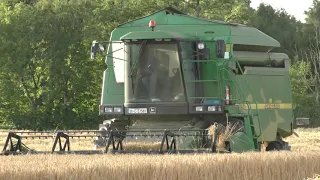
[250,0,313,22]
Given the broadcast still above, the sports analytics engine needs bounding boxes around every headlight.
[104,107,113,113]
[196,106,203,111]
[198,42,205,50]
[208,106,216,111]
[113,107,122,113]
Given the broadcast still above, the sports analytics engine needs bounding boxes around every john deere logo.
[264,98,280,109]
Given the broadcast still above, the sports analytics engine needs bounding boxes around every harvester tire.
[281,141,291,151]
[266,141,282,151]
[266,140,291,151]
[266,141,281,151]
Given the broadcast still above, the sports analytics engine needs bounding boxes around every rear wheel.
[266,140,291,151]
[266,141,282,151]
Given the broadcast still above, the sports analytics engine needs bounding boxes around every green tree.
[0,0,107,129]
[251,4,302,58]
[0,0,317,129]
[289,61,312,119]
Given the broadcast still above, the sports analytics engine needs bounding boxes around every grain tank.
[92,7,293,153]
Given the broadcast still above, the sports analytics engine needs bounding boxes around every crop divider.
[52,132,70,153]
[105,131,125,153]
[2,132,23,153]
[159,130,176,153]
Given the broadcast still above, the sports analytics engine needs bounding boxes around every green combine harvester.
[2,7,293,155]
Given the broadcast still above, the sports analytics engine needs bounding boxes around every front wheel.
[93,124,110,149]
[93,117,130,150]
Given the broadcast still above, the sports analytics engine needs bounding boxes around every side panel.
[234,67,293,141]
[100,68,124,105]
[100,33,125,107]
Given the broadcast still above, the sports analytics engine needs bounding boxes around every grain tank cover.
[230,26,280,48]
[233,51,289,67]
[120,31,197,41]
[116,7,280,49]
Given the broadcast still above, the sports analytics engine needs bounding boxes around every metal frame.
[1,131,99,155]
[1,127,222,155]
[2,132,24,153]
[52,132,70,152]
[104,129,220,154]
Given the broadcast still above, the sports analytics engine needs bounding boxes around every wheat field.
[0,128,320,180]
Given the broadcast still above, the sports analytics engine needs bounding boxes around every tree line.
[0,0,319,129]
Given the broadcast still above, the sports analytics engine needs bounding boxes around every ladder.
[181,58,262,150]
[181,59,221,103]
[220,59,262,149]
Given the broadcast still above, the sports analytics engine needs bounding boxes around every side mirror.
[90,40,106,59]
[216,40,226,58]
[91,40,99,59]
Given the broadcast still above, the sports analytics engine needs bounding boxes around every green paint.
[244,115,259,149]
[99,7,293,152]
[230,61,293,141]
[230,26,280,47]
[229,132,256,152]
[120,31,197,41]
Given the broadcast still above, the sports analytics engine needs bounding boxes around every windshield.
[125,40,186,103]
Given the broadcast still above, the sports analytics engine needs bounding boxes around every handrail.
[181,59,220,103]
[219,67,245,102]
[181,57,262,138]
[221,59,262,138]
[219,64,250,112]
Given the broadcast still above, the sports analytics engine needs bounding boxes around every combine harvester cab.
[2,7,293,155]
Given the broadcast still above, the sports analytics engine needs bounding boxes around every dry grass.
[284,127,320,152]
[207,122,243,151]
[0,152,320,180]
[308,175,320,180]
[0,128,320,180]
